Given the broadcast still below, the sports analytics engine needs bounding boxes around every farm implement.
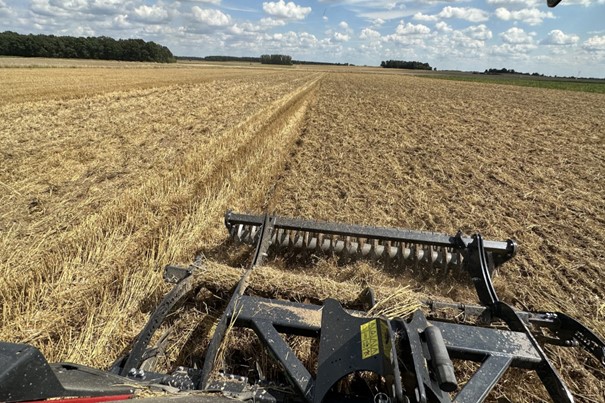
[2,211,604,403]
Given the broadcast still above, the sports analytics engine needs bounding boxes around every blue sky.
[1,1,604,77]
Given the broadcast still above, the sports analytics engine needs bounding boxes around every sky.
[1,0,604,77]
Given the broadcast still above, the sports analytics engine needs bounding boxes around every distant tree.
[380,60,432,70]
[0,31,176,63]
[260,54,292,65]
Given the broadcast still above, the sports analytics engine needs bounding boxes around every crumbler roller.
[224,210,517,272]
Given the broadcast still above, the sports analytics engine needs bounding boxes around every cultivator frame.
[1,211,604,403]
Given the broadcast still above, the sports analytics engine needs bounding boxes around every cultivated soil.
[0,60,603,402]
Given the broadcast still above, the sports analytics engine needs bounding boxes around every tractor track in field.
[0,71,324,366]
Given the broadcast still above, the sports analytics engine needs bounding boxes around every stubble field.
[0,60,603,402]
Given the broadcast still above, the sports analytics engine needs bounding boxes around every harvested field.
[0,61,603,402]
[0,65,269,105]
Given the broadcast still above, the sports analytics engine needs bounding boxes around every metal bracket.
[114,266,194,376]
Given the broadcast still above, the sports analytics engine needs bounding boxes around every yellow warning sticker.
[360,319,380,359]
[380,320,392,359]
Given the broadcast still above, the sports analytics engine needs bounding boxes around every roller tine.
[457,251,464,271]
[350,237,360,262]
[316,232,323,254]
[293,230,301,249]
[329,233,336,254]
[376,240,384,266]
[252,225,261,244]
[384,240,391,269]
[397,242,404,269]
[278,228,288,249]
[230,224,240,242]
[235,224,244,241]
[308,232,317,250]
[360,237,371,258]
[376,239,384,260]
[315,232,323,253]
[340,236,351,264]
[442,247,449,273]
[322,233,330,254]
[267,228,276,252]
[241,224,251,243]
[412,243,419,271]
[333,237,345,257]
[344,236,354,263]
[326,233,334,254]
[350,236,357,261]
[429,244,435,272]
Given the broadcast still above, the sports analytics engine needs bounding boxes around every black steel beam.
[225,211,517,259]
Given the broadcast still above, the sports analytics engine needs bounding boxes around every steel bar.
[225,211,517,271]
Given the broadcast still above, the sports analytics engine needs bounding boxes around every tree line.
[178,55,352,66]
[484,68,544,77]
[260,54,292,65]
[0,31,175,63]
[381,60,433,70]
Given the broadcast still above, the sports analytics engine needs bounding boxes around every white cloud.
[265,31,320,51]
[0,0,12,17]
[338,20,353,35]
[192,0,221,4]
[413,12,438,22]
[192,7,231,27]
[299,32,318,48]
[360,27,381,40]
[359,10,408,20]
[259,17,287,28]
[394,20,431,35]
[29,0,124,18]
[495,8,554,26]
[500,27,534,44]
[372,18,385,27]
[561,0,605,5]
[112,14,130,29]
[52,0,88,12]
[541,30,580,45]
[382,20,430,46]
[487,0,540,6]
[451,30,488,49]
[333,32,350,42]
[490,43,537,58]
[438,6,489,23]
[263,0,311,20]
[89,0,123,15]
[71,25,95,37]
[31,0,71,17]
[583,35,605,51]
[463,25,492,41]
[435,21,452,33]
[132,5,170,23]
